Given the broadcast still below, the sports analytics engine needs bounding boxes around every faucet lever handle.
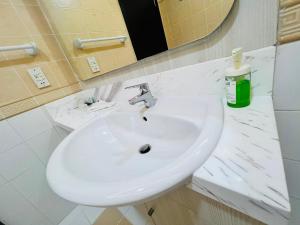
[125,83,149,91]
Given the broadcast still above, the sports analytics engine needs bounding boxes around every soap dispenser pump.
[225,48,251,108]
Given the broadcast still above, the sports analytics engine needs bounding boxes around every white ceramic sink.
[47,96,223,207]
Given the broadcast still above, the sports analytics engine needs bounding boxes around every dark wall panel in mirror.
[118,0,168,60]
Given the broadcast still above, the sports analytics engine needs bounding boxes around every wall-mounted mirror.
[40,0,234,80]
[158,0,235,49]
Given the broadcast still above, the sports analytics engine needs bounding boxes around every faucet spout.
[125,83,157,108]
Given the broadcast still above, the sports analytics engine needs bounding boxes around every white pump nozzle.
[232,47,243,69]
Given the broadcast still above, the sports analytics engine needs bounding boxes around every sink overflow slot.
[143,116,148,121]
[139,144,151,154]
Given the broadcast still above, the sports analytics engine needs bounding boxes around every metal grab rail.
[73,36,127,49]
[0,42,38,56]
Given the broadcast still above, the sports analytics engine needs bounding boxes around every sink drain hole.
[139,144,151,154]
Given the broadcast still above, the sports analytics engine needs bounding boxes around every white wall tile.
[0,183,54,225]
[0,143,40,180]
[28,178,76,225]
[8,107,52,141]
[0,120,23,153]
[11,160,46,199]
[289,197,300,225]
[275,111,300,161]
[54,125,71,139]
[11,158,75,224]
[283,159,300,199]
[273,40,300,110]
[0,175,6,187]
[142,53,171,75]
[26,127,63,164]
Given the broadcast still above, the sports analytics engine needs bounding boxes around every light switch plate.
[27,67,50,89]
[87,56,100,73]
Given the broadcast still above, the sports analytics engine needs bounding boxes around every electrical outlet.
[27,67,50,89]
[87,56,100,73]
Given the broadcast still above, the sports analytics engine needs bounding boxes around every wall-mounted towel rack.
[0,42,38,56]
[74,35,127,49]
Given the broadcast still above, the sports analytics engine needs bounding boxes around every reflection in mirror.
[40,0,137,80]
[118,0,168,60]
[118,0,234,56]
[158,0,235,49]
[40,0,234,81]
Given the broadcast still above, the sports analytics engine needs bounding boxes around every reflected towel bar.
[74,36,127,49]
[0,42,38,56]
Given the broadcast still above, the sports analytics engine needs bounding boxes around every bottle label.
[225,80,236,104]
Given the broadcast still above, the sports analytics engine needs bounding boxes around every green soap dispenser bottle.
[225,48,251,108]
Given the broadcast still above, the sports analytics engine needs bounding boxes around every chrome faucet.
[125,83,157,108]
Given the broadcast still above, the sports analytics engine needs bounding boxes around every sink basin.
[47,96,223,207]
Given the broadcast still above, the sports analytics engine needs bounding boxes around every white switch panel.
[87,56,100,73]
[27,67,50,89]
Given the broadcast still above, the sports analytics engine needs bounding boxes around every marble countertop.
[189,96,290,225]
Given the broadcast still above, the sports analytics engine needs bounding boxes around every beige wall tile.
[0,98,38,118]
[0,4,30,37]
[0,67,32,107]
[279,4,300,43]
[62,83,81,95]
[0,0,10,4]
[94,208,129,225]
[151,187,266,225]
[49,8,88,34]
[33,35,65,61]
[11,0,38,6]
[0,112,5,120]
[14,5,53,35]
[48,60,78,86]
[34,88,66,105]
[281,0,300,8]
[146,195,198,225]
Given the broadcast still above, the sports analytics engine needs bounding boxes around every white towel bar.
[0,42,38,56]
[74,36,127,49]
